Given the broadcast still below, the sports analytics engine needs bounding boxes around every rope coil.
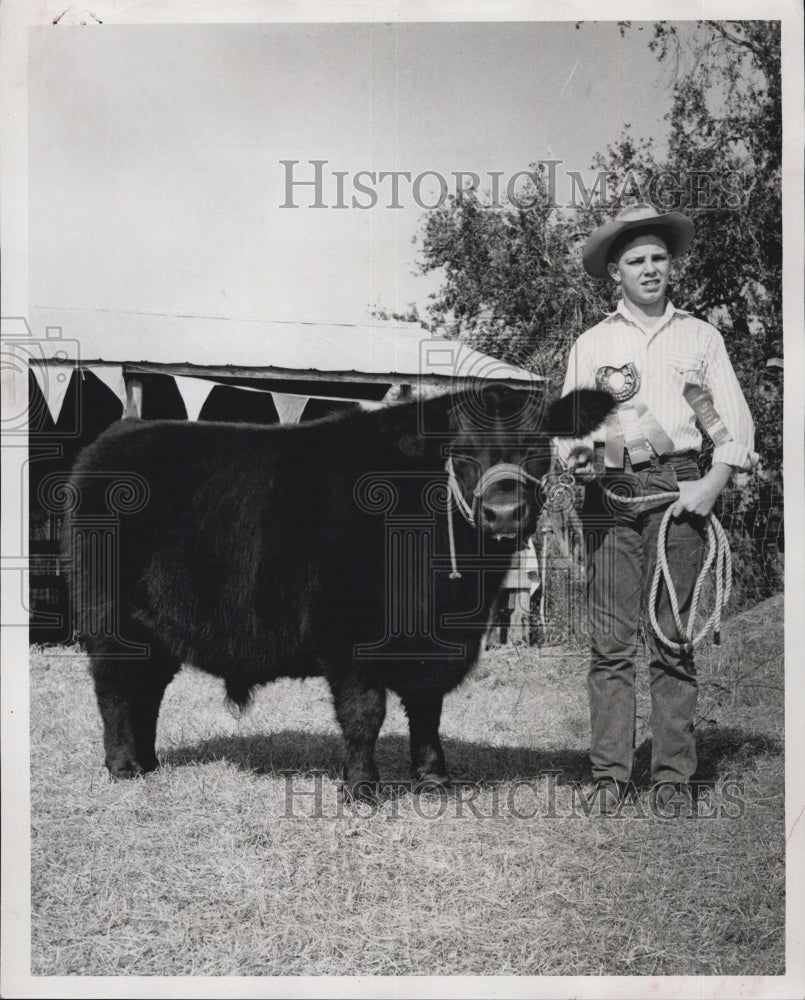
[443,461,730,651]
[599,484,732,651]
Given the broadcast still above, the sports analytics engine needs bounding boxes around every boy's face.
[607,232,671,310]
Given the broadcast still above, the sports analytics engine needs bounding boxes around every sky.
[29,20,679,325]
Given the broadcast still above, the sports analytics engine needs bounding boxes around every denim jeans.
[581,454,705,785]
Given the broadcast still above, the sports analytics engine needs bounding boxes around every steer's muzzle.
[474,463,538,542]
[479,483,531,540]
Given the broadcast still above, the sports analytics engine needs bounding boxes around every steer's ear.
[544,389,615,438]
[378,392,457,459]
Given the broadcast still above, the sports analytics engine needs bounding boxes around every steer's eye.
[450,454,480,472]
[521,451,551,485]
[449,454,481,491]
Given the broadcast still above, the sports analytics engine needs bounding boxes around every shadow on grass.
[630,726,783,788]
[160,725,782,787]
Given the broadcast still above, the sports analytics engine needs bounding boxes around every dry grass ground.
[30,595,784,977]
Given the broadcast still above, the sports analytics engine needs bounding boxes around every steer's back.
[66,418,327,679]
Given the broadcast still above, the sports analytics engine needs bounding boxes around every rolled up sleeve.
[705,331,758,470]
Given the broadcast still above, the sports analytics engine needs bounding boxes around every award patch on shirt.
[683,383,733,446]
[618,404,652,465]
[595,362,641,402]
[596,363,646,464]
[594,362,674,466]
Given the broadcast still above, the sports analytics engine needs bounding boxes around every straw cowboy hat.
[582,203,694,279]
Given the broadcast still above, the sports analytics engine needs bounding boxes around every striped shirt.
[555,300,757,471]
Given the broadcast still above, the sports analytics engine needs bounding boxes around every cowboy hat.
[582,203,694,279]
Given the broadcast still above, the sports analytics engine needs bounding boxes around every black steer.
[65,384,612,797]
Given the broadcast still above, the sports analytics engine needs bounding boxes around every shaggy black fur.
[66,385,613,796]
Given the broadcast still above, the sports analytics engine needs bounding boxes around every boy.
[557,204,756,815]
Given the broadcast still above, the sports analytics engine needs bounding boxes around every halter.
[444,456,543,579]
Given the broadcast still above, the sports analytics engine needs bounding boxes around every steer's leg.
[328,671,386,800]
[400,690,450,787]
[90,640,180,779]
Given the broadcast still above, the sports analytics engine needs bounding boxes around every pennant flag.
[2,355,26,422]
[30,362,75,425]
[174,375,216,421]
[86,365,126,413]
[270,392,310,424]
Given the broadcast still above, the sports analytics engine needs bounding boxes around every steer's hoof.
[106,753,157,780]
[413,771,453,793]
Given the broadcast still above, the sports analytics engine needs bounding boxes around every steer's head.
[445,384,614,548]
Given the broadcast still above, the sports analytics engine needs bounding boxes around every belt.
[594,444,698,473]
[624,450,698,472]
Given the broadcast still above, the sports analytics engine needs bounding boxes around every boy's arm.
[672,330,757,519]
[704,330,757,470]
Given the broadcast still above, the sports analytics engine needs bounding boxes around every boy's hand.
[565,445,597,482]
[671,463,733,519]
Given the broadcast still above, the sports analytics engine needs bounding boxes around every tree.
[416,20,782,469]
[645,21,782,468]
[416,169,611,388]
[369,302,424,325]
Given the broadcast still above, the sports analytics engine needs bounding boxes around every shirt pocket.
[663,351,706,388]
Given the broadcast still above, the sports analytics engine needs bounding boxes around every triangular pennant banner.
[3,356,26,418]
[86,365,126,413]
[30,363,75,425]
[174,375,216,421]
[270,392,310,424]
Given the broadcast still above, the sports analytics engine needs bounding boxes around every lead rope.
[445,456,474,579]
[445,459,731,649]
[446,489,462,579]
[598,484,732,652]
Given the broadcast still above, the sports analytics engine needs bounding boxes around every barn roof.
[28,306,542,385]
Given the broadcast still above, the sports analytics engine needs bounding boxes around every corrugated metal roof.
[28,306,542,383]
